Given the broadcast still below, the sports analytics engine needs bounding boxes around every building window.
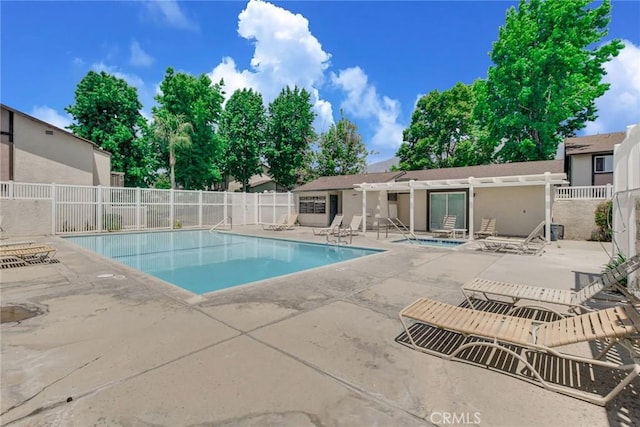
[594,155,613,173]
[387,192,398,201]
[299,196,326,214]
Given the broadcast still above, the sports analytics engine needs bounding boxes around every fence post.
[288,192,293,217]
[8,180,14,199]
[606,183,613,199]
[136,187,141,231]
[51,183,56,235]
[198,190,203,228]
[224,191,228,224]
[170,188,175,229]
[243,192,247,226]
[97,185,103,232]
[272,192,276,223]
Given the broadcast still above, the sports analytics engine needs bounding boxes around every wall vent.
[45,130,54,135]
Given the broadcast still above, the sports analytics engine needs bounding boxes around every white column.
[468,179,474,240]
[409,180,415,234]
[544,172,551,243]
[361,187,367,233]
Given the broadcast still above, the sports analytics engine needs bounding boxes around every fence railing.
[555,185,613,200]
[1,181,295,235]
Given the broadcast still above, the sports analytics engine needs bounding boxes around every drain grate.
[0,258,59,269]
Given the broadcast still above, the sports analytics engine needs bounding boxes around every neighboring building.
[294,160,566,238]
[293,171,405,227]
[0,104,111,186]
[227,165,288,193]
[564,131,626,186]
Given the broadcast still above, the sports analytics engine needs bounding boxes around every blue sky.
[2,0,639,162]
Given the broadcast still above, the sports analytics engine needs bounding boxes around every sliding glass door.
[429,192,466,230]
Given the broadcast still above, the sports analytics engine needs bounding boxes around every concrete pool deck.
[1,227,638,426]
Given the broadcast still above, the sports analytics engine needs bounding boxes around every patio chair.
[473,218,497,239]
[0,243,57,263]
[476,220,546,254]
[312,214,344,236]
[277,213,299,231]
[431,215,456,238]
[334,215,363,237]
[399,297,640,405]
[462,254,640,317]
[260,214,287,231]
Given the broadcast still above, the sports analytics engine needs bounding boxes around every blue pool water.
[394,238,465,248]
[65,230,382,294]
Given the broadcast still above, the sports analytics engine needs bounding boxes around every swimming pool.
[394,238,465,248]
[65,230,382,294]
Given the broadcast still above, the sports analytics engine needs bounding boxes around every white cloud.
[72,57,85,67]
[208,0,333,123]
[143,0,198,30]
[129,40,155,67]
[331,66,404,152]
[31,106,73,130]
[585,40,640,134]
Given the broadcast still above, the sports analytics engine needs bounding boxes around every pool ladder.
[209,216,232,232]
[384,218,419,244]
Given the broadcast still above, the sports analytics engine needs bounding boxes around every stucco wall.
[397,191,428,231]
[92,148,111,186]
[474,186,547,237]
[12,111,107,185]
[570,154,592,186]
[552,199,602,241]
[0,199,52,237]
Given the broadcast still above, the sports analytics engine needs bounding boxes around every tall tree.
[219,88,266,192]
[396,82,490,170]
[66,71,155,187]
[152,111,193,189]
[265,86,316,190]
[154,67,225,190]
[476,0,623,162]
[315,110,370,176]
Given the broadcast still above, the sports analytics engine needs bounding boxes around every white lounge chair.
[431,215,456,238]
[476,220,546,254]
[462,254,640,316]
[474,218,497,239]
[313,215,343,236]
[261,214,287,231]
[335,215,363,237]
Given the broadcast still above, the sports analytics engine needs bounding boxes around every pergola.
[354,171,568,241]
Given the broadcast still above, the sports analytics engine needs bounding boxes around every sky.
[2,0,639,163]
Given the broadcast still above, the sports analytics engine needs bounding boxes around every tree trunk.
[170,148,176,189]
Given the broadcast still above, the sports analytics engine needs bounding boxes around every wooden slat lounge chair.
[313,215,343,236]
[476,220,546,254]
[462,254,640,317]
[431,215,456,238]
[334,215,363,237]
[261,214,288,231]
[0,244,57,263]
[399,297,640,405]
[474,218,497,239]
[276,213,298,231]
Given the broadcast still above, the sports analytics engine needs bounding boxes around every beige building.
[294,160,567,239]
[0,104,111,186]
[564,131,625,186]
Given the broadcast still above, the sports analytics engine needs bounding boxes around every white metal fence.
[0,181,295,235]
[554,185,613,200]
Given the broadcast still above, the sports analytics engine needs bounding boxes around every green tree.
[396,82,489,170]
[265,86,316,190]
[66,71,155,187]
[315,111,370,176]
[477,0,623,162]
[219,88,266,192]
[154,67,225,190]
[152,111,193,189]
